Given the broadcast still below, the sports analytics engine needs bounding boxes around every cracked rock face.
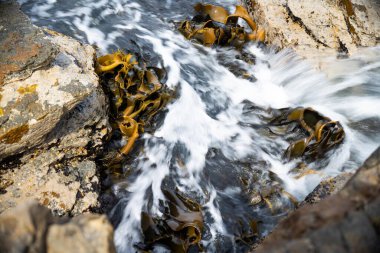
[243,0,380,61]
[0,1,110,215]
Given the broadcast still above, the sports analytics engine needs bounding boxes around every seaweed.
[178,3,265,48]
[137,190,204,252]
[96,51,171,158]
[269,107,345,160]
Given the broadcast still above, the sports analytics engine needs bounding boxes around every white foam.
[20,0,380,251]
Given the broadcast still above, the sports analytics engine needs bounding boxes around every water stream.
[19,0,380,252]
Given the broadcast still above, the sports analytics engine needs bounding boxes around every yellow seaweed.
[194,3,229,23]
[178,3,265,47]
[96,51,170,156]
[227,5,257,31]
[272,107,345,160]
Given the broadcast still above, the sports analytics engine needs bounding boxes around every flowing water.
[19,0,380,252]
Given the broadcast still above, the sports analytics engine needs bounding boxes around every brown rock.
[253,147,380,253]
[0,201,116,253]
[0,201,54,253]
[47,215,116,253]
[303,172,353,204]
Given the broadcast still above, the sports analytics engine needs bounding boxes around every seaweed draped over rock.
[178,3,265,47]
[137,190,204,253]
[96,51,170,157]
[269,107,345,160]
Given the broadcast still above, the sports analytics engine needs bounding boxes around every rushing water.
[20,0,380,252]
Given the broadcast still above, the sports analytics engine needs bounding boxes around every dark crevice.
[284,3,330,48]
[337,38,349,58]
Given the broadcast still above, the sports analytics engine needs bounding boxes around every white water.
[20,0,380,252]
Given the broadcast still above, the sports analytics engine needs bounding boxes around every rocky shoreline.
[242,0,380,67]
[0,0,110,216]
[0,0,379,252]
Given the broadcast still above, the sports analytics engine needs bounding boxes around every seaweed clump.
[137,190,204,252]
[178,3,265,47]
[269,107,345,160]
[96,51,171,158]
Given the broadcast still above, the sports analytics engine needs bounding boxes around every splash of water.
[19,0,380,252]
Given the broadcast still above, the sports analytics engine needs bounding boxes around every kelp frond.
[178,3,265,47]
[96,51,170,157]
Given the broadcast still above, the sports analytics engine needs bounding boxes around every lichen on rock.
[0,0,110,216]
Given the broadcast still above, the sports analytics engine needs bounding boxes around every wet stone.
[285,238,315,253]
[303,172,353,205]
[364,196,380,233]
[310,223,347,253]
[339,211,380,253]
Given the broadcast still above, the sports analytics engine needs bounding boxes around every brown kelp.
[178,3,265,47]
[269,107,345,160]
[96,51,170,157]
[137,190,204,252]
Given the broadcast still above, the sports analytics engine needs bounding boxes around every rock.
[47,214,116,253]
[0,0,100,159]
[242,0,380,60]
[252,147,380,253]
[0,1,56,87]
[302,172,353,204]
[0,201,116,253]
[0,200,53,253]
[0,1,110,215]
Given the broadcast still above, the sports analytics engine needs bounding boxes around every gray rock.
[0,1,111,215]
[0,0,105,160]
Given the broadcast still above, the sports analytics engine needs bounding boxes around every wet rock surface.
[0,201,116,253]
[302,172,353,205]
[252,146,380,253]
[0,0,110,215]
[242,0,380,61]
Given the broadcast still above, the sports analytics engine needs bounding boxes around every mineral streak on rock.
[0,124,29,144]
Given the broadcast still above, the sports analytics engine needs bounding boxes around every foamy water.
[20,0,380,252]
